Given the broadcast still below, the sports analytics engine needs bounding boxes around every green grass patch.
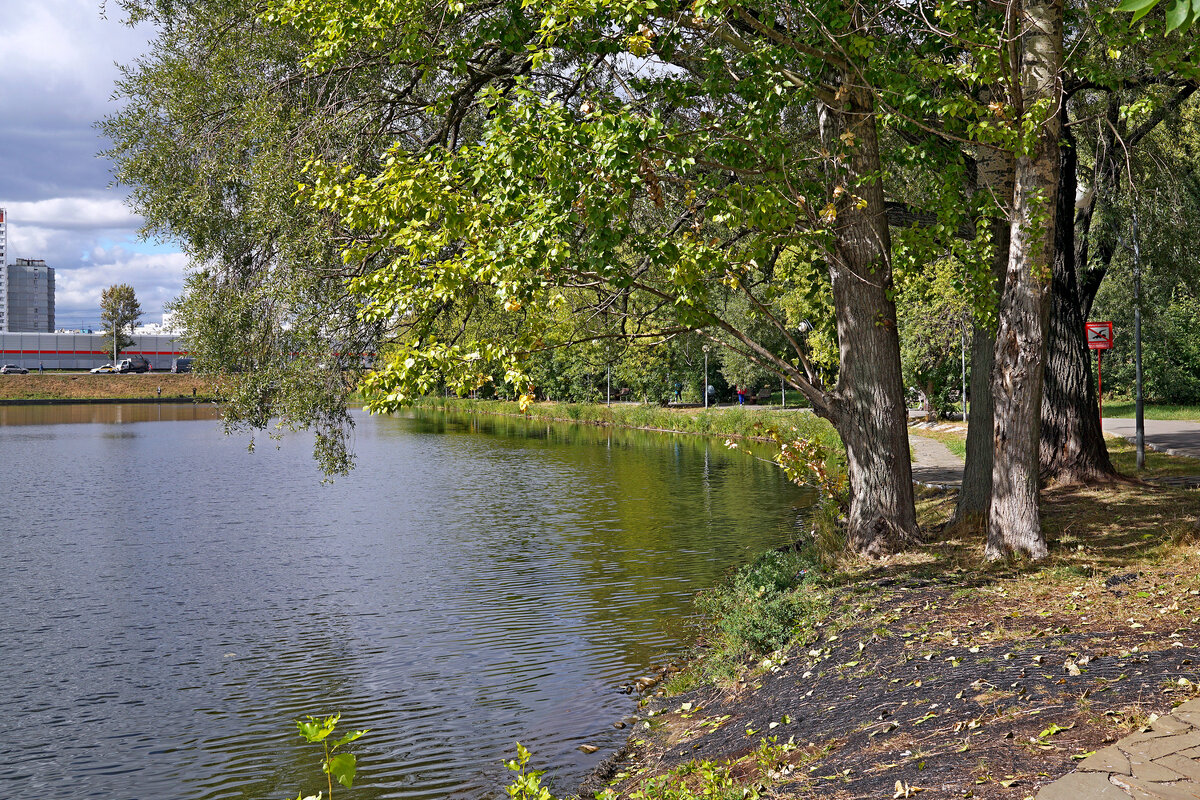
[417,396,842,453]
[1103,402,1200,421]
[686,547,832,682]
[1105,434,1200,477]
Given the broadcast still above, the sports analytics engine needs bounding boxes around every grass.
[0,373,214,401]
[1106,435,1200,477]
[605,475,1200,799]
[1103,402,1200,420]
[418,396,842,453]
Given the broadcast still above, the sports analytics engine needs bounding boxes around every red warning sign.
[1085,321,1114,350]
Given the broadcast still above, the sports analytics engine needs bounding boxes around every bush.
[695,549,826,659]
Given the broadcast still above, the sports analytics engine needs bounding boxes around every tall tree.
[111,0,973,554]
[986,0,1065,561]
[100,283,142,363]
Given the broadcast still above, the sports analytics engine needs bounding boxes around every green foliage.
[628,758,755,800]
[293,713,368,800]
[1117,0,1200,32]
[695,549,827,662]
[418,397,839,449]
[99,283,142,362]
[505,743,556,800]
[895,257,972,419]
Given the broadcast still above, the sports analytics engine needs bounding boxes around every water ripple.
[0,406,812,799]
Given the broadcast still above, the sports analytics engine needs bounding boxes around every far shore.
[0,373,215,403]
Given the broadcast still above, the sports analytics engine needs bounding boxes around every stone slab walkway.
[1038,699,1200,799]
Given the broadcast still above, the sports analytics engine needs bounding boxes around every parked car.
[170,357,193,374]
[116,356,151,374]
[90,363,117,373]
[0,364,28,374]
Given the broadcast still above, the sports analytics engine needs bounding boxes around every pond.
[0,404,813,799]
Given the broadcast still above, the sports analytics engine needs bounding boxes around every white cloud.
[0,3,184,327]
[0,2,153,121]
[6,198,142,231]
[54,249,190,329]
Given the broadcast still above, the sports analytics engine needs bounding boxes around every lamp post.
[702,345,710,408]
[794,320,814,400]
[961,323,968,423]
[1132,205,1146,471]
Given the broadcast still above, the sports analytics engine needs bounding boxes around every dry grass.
[603,476,1200,799]
[0,373,214,401]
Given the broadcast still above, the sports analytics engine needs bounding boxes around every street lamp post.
[1132,206,1146,471]
[702,345,710,409]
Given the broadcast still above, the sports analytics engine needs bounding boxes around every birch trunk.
[987,0,1063,561]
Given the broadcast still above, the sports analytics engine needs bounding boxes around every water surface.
[0,405,812,799]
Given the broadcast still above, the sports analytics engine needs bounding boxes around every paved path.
[1038,699,1200,799]
[1103,417,1200,460]
[908,432,965,488]
[907,419,1200,490]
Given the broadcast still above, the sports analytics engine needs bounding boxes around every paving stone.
[1130,757,1187,783]
[1154,717,1197,735]
[1138,733,1200,761]
[1110,775,1200,800]
[1155,755,1200,783]
[1122,730,1178,749]
[1037,771,1134,800]
[1078,746,1133,775]
[1041,706,1200,799]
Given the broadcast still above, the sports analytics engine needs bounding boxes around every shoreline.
[0,396,213,406]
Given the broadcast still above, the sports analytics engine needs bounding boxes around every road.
[1102,417,1200,460]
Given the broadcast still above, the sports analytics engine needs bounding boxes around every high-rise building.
[0,208,7,266]
[1,259,56,332]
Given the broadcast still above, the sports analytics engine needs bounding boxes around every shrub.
[695,549,827,659]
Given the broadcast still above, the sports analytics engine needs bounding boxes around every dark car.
[116,356,151,374]
[0,364,29,374]
[170,357,193,374]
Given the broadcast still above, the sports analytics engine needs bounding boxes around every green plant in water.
[290,713,368,800]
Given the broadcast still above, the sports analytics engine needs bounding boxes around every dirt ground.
[583,484,1200,800]
[0,372,213,401]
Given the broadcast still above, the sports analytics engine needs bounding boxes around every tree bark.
[954,143,1012,532]
[1039,117,1118,484]
[820,84,919,557]
[987,0,1063,561]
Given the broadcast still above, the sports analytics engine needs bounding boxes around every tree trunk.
[954,143,1013,532]
[1040,117,1118,484]
[820,84,919,557]
[987,0,1063,561]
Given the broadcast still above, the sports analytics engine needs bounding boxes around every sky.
[0,1,186,329]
